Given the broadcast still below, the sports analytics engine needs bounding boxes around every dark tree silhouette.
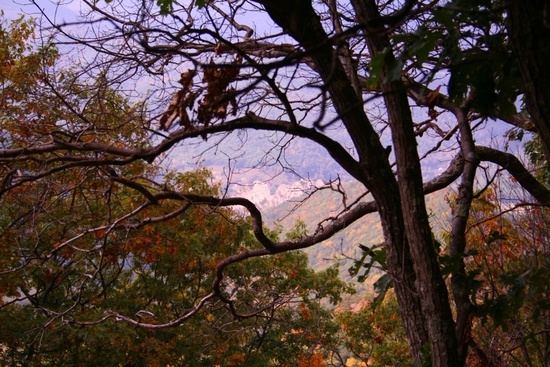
[1,1,549,365]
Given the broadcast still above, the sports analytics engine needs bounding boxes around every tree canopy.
[1,0,549,366]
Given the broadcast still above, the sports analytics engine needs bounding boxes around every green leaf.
[349,244,387,283]
[372,273,393,309]
[368,50,388,89]
[384,58,404,83]
[506,128,524,142]
[156,0,173,14]
[285,219,308,241]
[407,31,441,65]
[348,250,369,279]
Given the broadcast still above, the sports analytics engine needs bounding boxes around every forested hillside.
[265,180,452,300]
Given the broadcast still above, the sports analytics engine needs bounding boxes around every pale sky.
[2,0,78,23]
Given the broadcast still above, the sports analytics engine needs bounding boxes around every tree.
[0,15,353,366]
[2,0,550,366]
[441,180,549,366]
[338,292,411,366]
[505,0,550,163]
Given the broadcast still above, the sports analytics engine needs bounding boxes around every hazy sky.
[3,0,78,23]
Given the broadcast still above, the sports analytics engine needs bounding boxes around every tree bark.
[449,108,478,365]
[255,0,430,363]
[506,0,550,164]
[351,0,460,365]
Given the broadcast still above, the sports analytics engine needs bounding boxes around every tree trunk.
[506,0,550,164]
[449,108,478,365]
[256,1,430,363]
[351,0,460,365]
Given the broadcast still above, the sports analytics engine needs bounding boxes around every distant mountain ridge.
[230,178,325,210]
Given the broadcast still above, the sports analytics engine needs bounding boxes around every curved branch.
[102,292,217,329]
[158,150,465,254]
[1,113,362,184]
[0,139,153,163]
[62,150,465,329]
[476,146,550,204]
